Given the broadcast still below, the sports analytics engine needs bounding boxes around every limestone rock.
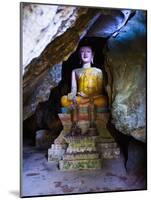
[36,129,52,149]
[22,4,79,71]
[87,9,132,37]
[23,63,62,120]
[105,11,146,142]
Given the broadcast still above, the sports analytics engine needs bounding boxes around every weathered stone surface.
[65,135,98,153]
[48,129,68,162]
[36,129,52,149]
[87,9,132,37]
[58,130,102,170]
[22,4,79,70]
[105,11,146,142]
[59,159,102,171]
[131,128,146,143]
[23,63,62,120]
[96,126,120,159]
[48,143,67,162]
[97,143,120,159]
[63,152,99,160]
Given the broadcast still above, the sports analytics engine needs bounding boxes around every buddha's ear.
[91,51,95,64]
[91,56,94,64]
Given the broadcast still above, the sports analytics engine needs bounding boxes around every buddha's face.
[79,46,93,64]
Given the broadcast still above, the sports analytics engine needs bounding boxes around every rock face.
[36,129,53,149]
[22,4,79,71]
[105,11,146,142]
[86,9,132,38]
[23,63,62,120]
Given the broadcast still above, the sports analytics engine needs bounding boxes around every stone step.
[100,147,120,159]
[64,135,98,143]
[66,146,97,154]
[48,143,67,162]
[59,159,102,171]
[63,152,100,160]
[97,137,115,143]
[97,142,118,149]
[97,141,120,159]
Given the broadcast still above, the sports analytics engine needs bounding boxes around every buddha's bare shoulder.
[72,68,83,74]
[92,67,103,74]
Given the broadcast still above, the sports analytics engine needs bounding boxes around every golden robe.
[61,67,108,107]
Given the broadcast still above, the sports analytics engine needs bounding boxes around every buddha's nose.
[84,53,88,58]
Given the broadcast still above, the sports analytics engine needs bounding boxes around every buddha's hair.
[77,44,95,53]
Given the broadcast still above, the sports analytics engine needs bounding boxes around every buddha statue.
[61,45,108,135]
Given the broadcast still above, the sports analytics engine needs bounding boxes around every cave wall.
[105,11,146,142]
[23,63,62,120]
[23,4,80,71]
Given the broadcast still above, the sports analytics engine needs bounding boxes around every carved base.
[48,143,67,162]
[48,129,68,162]
[97,142,120,159]
[59,159,102,171]
[58,135,101,171]
[48,109,120,169]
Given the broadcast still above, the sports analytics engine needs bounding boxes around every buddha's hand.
[78,91,87,97]
[67,92,76,100]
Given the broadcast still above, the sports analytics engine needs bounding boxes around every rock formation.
[105,11,146,142]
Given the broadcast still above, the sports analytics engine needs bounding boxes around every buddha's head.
[79,46,94,65]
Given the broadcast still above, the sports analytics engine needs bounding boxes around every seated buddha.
[61,45,108,135]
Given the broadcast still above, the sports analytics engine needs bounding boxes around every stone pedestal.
[48,105,120,169]
[59,135,102,170]
[48,130,68,162]
[96,126,120,159]
[48,143,67,162]
[48,113,72,162]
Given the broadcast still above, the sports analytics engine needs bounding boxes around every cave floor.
[21,145,146,197]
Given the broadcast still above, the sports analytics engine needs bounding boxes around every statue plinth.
[59,135,102,170]
[48,105,120,168]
